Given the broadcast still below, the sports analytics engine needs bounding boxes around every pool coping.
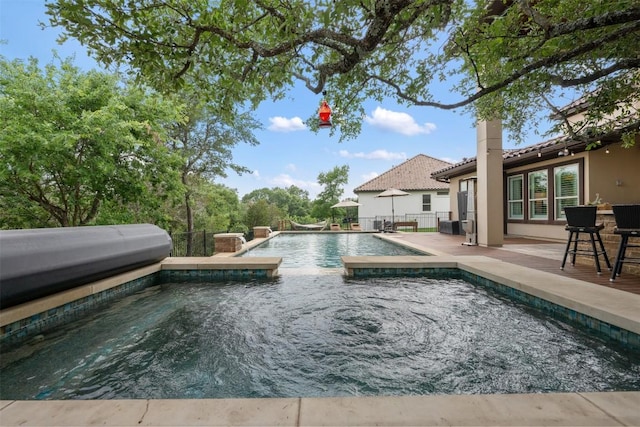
[341,255,640,336]
[1,391,639,425]
[2,232,640,426]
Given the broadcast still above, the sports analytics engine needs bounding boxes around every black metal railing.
[169,230,217,257]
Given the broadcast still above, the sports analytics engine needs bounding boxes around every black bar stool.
[561,205,611,274]
[610,204,640,282]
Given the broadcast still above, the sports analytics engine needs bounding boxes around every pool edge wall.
[0,257,282,345]
[342,255,640,350]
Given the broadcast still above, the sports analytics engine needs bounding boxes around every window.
[554,164,579,220]
[528,170,548,220]
[507,175,524,219]
[436,191,448,196]
[422,194,431,211]
[507,161,581,224]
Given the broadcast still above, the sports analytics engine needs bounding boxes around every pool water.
[242,233,423,268]
[2,275,639,400]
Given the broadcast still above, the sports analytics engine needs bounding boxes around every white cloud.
[285,163,297,172]
[267,116,307,132]
[269,174,322,196]
[339,149,407,161]
[364,106,437,136]
[251,170,260,178]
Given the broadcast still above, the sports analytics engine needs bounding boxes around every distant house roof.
[354,154,452,193]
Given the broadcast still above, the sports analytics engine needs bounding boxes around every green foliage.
[243,199,283,229]
[0,56,184,228]
[242,185,311,218]
[46,0,639,145]
[312,165,350,220]
[165,89,261,233]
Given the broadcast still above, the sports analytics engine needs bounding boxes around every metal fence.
[169,230,218,257]
[355,212,451,231]
[169,213,452,256]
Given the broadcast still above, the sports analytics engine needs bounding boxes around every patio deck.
[381,232,640,295]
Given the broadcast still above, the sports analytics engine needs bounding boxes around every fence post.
[203,230,207,256]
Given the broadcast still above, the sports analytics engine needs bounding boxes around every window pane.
[528,171,548,220]
[509,176,523,200]
[554,164,579,220]
[422,194,431,212]
[507,175,524,220]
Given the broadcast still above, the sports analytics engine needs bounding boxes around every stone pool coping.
[2,391,639,425]
[341,255,640,336]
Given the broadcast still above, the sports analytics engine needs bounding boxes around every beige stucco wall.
[585,141,640,205]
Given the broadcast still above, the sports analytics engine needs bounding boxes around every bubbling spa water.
[2,275,639,400]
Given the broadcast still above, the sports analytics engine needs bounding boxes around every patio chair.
[609,204,640,282]
[561,205,611,274]
[380,220,394,233]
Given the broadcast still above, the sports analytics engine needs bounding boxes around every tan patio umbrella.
[376,188,409,224]
[331,200,362,223]
[330,200,362,208]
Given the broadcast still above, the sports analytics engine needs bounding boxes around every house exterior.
[354,154,452,229]
[431,135,640,241]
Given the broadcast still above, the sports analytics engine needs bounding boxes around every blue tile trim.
[1,274,159,345]
[158,268,270,282]
[350,266,640,351]
[1,269,272,345]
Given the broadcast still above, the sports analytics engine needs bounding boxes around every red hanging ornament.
[318,100,332,128]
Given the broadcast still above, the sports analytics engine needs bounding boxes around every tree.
[193,182,244,233]
[242,186,311,218]
[243,199,283,230]
[166,91,260,238]
[0,57,183,228]
[47,0,639,145]
[311,165,349,220]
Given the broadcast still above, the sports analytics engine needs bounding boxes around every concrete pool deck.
[2,231,640,426]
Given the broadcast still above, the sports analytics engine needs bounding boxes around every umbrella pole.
[391,196,395,224]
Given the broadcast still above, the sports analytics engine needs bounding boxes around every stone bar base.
[571,211,640,276]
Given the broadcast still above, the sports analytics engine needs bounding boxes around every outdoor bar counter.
[591,209,640,276]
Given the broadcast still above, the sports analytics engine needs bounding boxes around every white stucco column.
[476,119,504,247]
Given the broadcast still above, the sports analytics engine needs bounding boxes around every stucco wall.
[356,190,450,220]
[585,142,640,205]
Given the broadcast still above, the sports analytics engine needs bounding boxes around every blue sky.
[1,0,549,199]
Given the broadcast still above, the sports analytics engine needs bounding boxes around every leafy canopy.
[46,0,640,144]
[0,56,183,228]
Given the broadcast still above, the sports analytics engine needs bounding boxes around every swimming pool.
[242,233,424,268]
[2,232,638,401]
[2,274,638,400]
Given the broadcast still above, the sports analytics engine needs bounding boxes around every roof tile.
[354,154,452,192]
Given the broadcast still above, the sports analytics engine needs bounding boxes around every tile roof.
[430,135,618,181]
[354,154,452,192]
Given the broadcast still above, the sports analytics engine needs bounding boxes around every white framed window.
[422,194,431,211]
[528,170,548,220]
[554,164,579,220]
[507,174,524,219]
